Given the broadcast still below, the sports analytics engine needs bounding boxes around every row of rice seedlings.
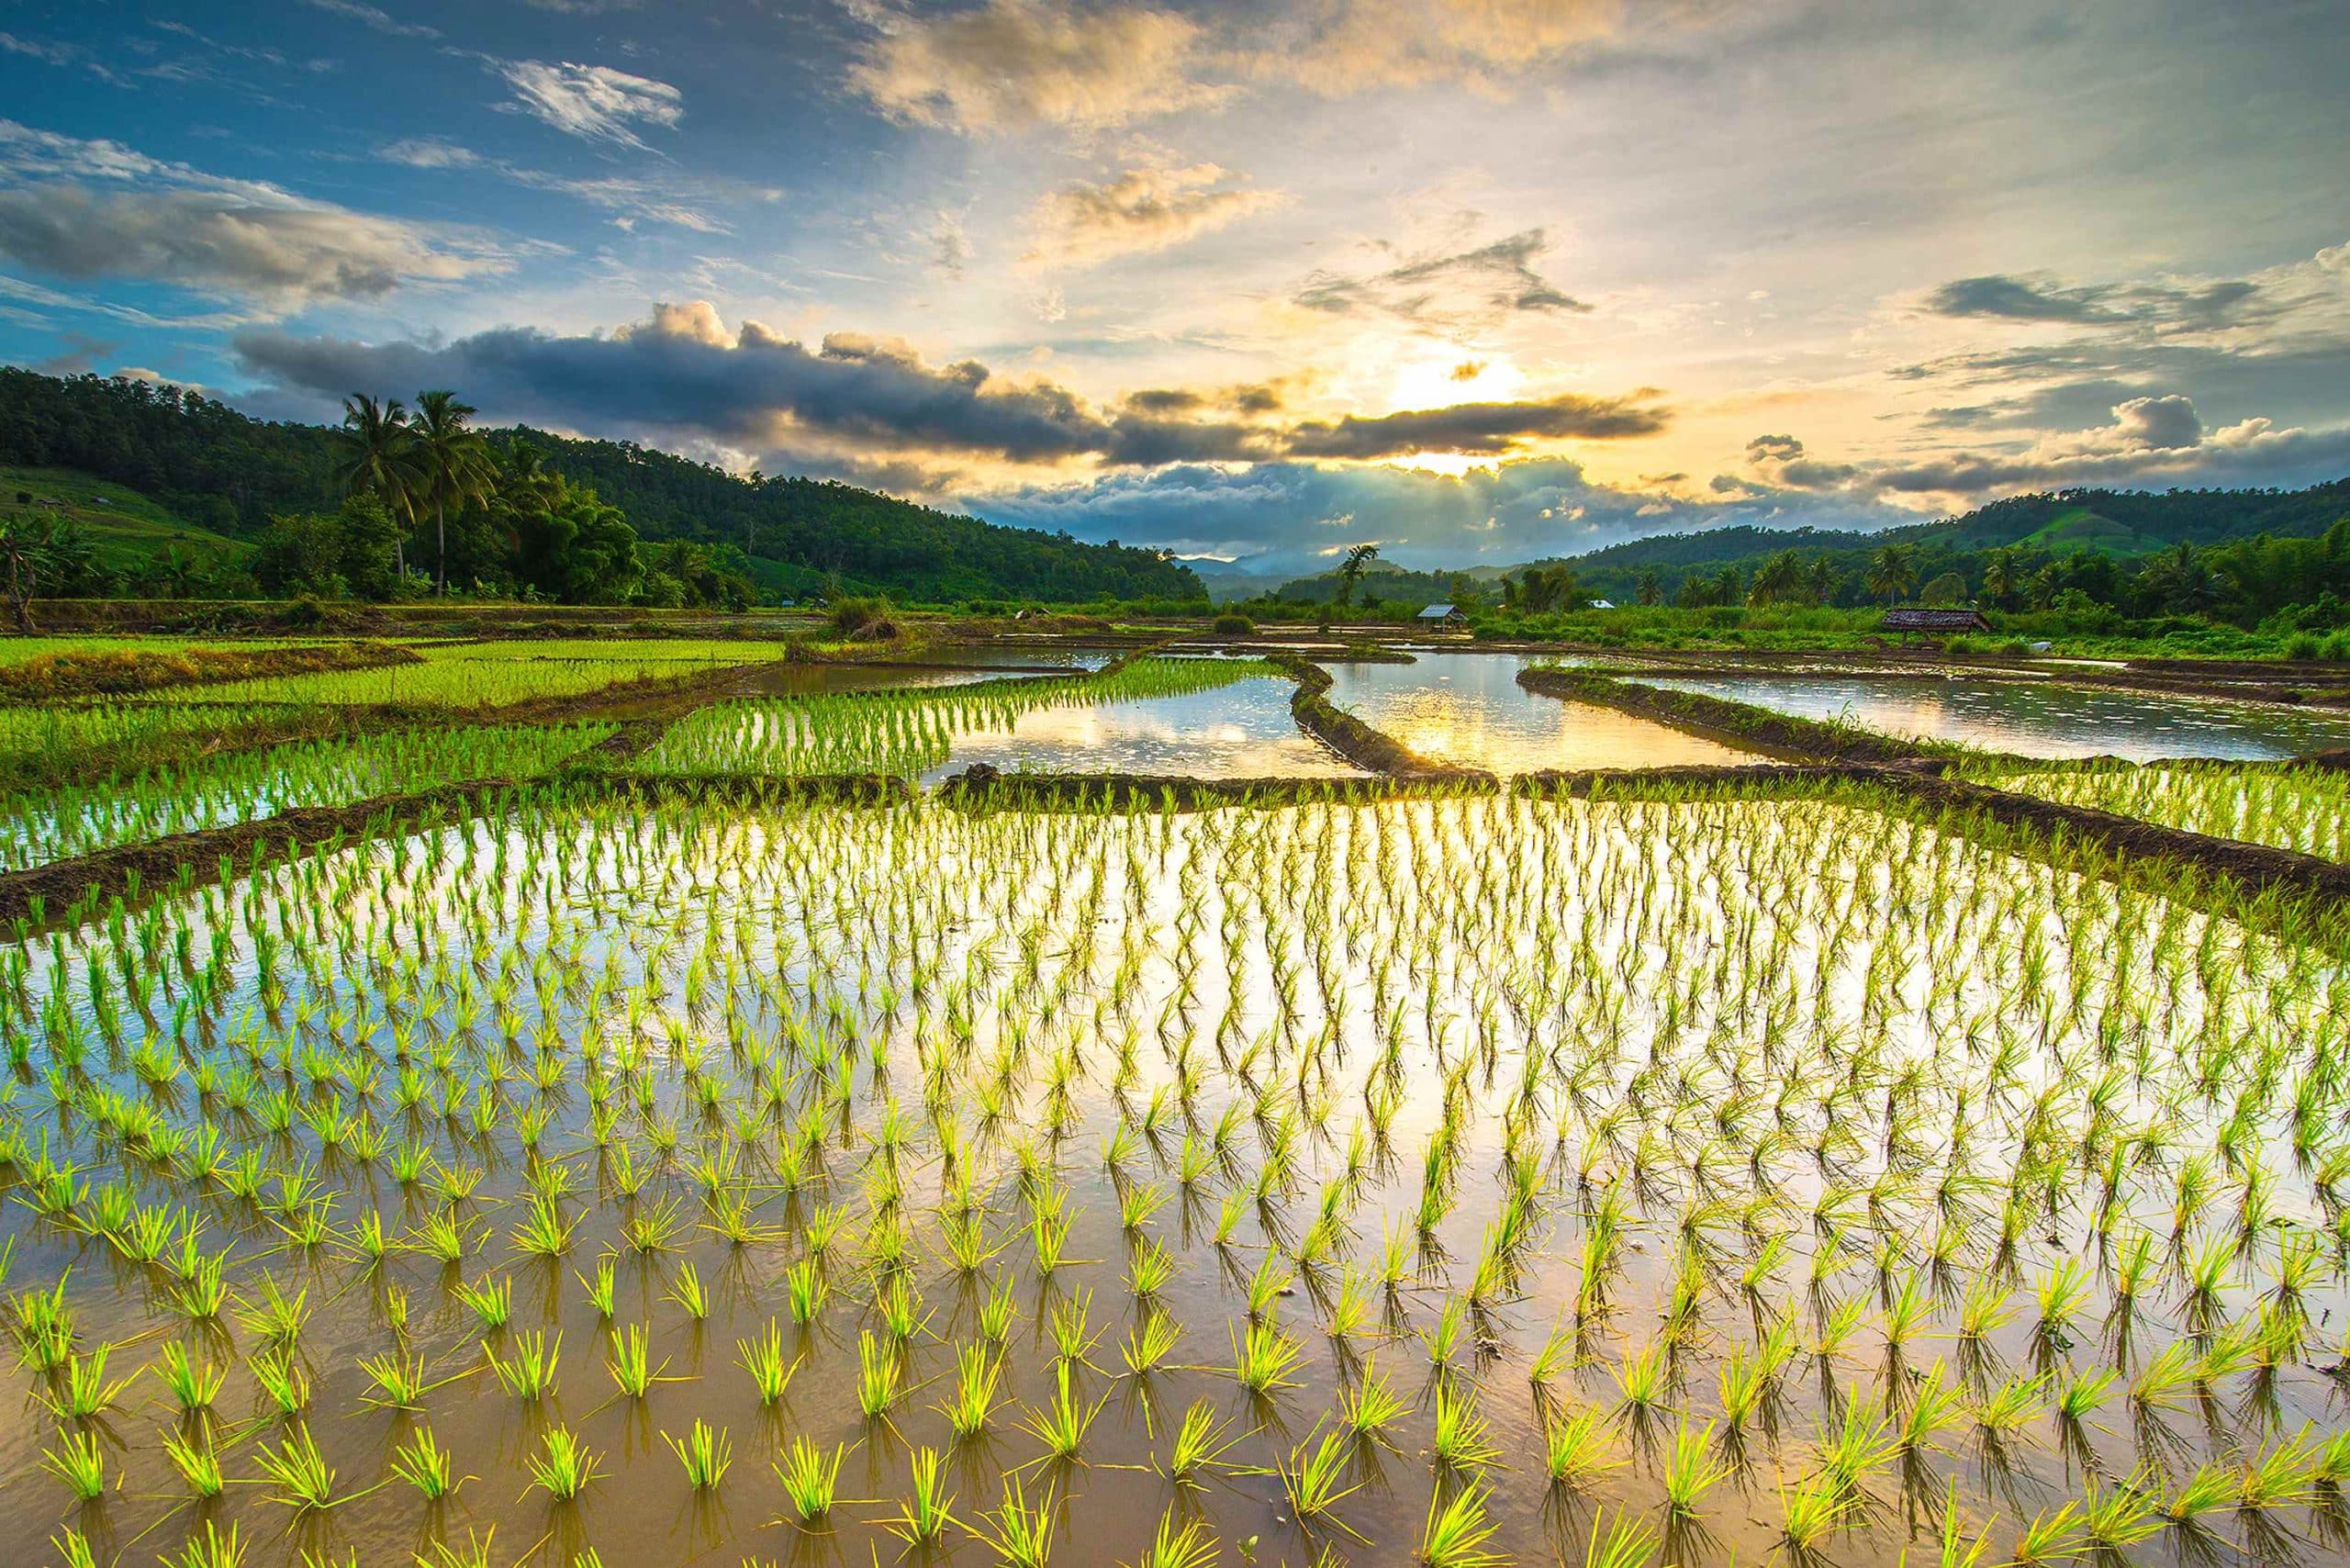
[132,638,789,709]
[638,655,1281,777]
[1967,759,2350,863]
[1,786,2345,1567]
[0,722,617,872]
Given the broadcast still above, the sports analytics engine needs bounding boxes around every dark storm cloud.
[1281,392,1667,459]
[233,304,1118,462]
[233,306,1667,470]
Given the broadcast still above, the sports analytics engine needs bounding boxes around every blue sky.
[2,0,2347,577]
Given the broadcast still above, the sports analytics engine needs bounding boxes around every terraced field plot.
[3,636,2348,1568]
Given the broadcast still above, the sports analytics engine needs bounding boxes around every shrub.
[1213,613,1255,635]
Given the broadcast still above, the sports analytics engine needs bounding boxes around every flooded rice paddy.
[918,677,1360,782]
[1642,676,2350,761]
[1324,655,1758,774]
[4,790,2347,1568]
[639,658,1362,781]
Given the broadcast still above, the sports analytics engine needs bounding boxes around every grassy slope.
[3,465,248,572]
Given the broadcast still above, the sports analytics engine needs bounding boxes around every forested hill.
[0,367,1203,602]
[1561,481,2350,579]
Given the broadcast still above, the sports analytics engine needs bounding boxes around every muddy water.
[1324,654,1759,773]
[920,676,1364,781]
[1646,674,2350,760]
[2,796,2343,1568]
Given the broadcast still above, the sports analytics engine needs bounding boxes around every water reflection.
[1647,675,2350,760]
[922,675,1363,779]
[1326,653,1760,772]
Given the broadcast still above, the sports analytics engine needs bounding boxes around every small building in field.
[1880,607,1990,641]
[1417,602,1466,627]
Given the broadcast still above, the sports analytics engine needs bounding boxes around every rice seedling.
[1232,1318,1304,1395]
[1280,1423,1365,1534]
[485,1329,561,1400]
[1166,1397,1242,1485]
[41,1425,106,1501]
[1019,1361,1106,1462]
[524,1426,599,1501]
[1121,1308,1181,1375]
[736,1319,798,1404]
[970,1475,1058,1568]
[253,1423,339,1510]
[1123,1510,1218,1568]
[388,1427,464,1499]
[1416,1481,1504,1568]
[162,1521,244,1568]
[1542,1404,1621,1490]
[884,1446,957,1545]
[774,1436,844,1522]
[162,1428,227,1498]
[662,1419,734,1490]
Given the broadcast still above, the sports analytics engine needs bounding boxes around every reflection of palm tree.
[411,390,492,595]
[333,394,420,581]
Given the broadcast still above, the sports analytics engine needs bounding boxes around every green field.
[1,465,248,575]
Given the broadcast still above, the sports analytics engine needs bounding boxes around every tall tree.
[332,394,420,583]
[410,389,493,595]
[1334,543,1380,611]
[1865,543,1917,604]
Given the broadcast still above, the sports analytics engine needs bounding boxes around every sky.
[0,0,2345,579]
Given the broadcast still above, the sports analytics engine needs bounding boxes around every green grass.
[0,465,247,575]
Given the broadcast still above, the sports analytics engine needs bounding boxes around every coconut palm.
[410,390,494,595]
[1865,543,1917,604]
[1334,543,1380,612]
[333,394,420,582]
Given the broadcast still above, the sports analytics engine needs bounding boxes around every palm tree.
[410,389,493,595]
[333,394,420,583]
[1333,543,1380,612]
[1747,549,1807,606]
[1864,544,1917,605]
[0,512,92,633]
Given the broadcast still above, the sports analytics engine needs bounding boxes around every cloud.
[1023,164,1284,269]
[1923,274,2121,324]
[299,0,440,39]
[973,453,1909,577]
[231,301,1673,480]
[1269,0,1627,96]
[1919,269,2269,331]
[376,137,481,170]
[1763,394,2350,499]
[234,302,1119,465]
[369,137,763,232]
[1281,392,1669,458]
[850,0,1223,133]
[0,120,505,311]
[498,61,684,148]
[1295,229,1586,335]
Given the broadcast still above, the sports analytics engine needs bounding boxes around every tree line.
[0,367,1204,605]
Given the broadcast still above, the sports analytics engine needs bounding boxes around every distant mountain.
[0,367,1203,604]
[1525,480,2350,601]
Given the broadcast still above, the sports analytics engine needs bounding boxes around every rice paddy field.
[4,633,2350,1568]
[134,641,800,711]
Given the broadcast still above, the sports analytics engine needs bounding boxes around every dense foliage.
[0,368,1203,604]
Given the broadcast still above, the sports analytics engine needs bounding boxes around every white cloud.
[498,61,684,149]
[0,120,505,312]
[851,0,1225,133]
[299,0,440,39]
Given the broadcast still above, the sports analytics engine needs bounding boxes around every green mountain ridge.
[0,367,1203,604]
